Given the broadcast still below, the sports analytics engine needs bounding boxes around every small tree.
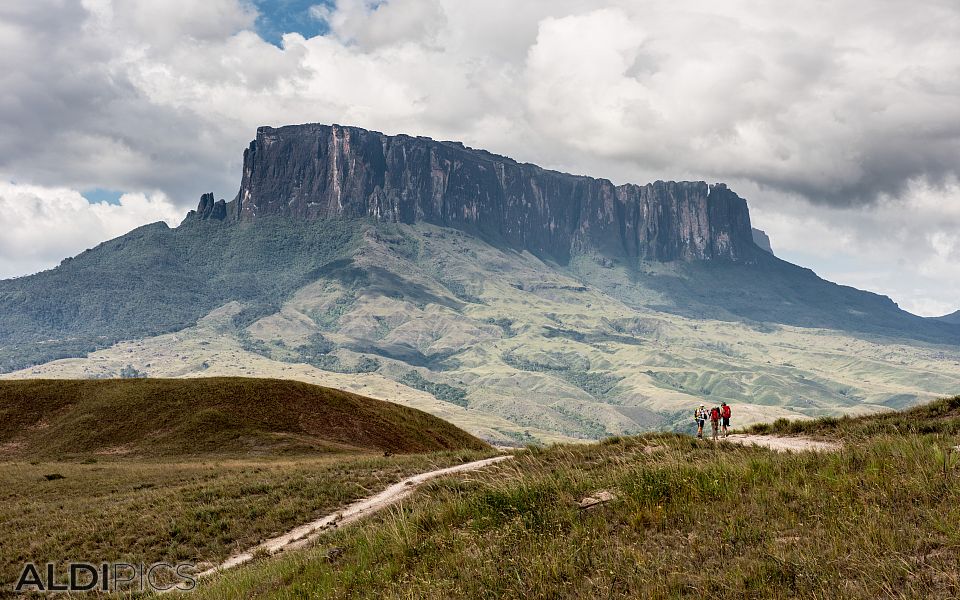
[119,364,146,379]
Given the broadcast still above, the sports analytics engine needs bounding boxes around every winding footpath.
[183,434,838,589]
[721,434,841,453]
[191,455,513,583]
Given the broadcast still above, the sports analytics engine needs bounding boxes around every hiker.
[721,402,732,438]
[693,404,707,439]
[709,405,721,441]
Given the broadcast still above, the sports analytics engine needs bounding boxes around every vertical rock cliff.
[196,124,761,263]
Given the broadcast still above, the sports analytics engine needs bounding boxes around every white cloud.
[749,175,960,316]
[0,0,959,314]
[312,0,445,48]
[0,182,182,279]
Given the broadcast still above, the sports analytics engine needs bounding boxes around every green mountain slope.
[2,218,959,442]
[935,310,960,325]
[572,250,959,344]
[0,377,488,458]
[0,218,363,373]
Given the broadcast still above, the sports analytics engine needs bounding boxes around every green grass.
[0,377,494,590]
[0,378,489,459]
[192,400,960,599]
[746,395,960,440]
[0,450,494,589]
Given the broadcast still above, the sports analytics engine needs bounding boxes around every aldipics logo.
[14,562,197,593]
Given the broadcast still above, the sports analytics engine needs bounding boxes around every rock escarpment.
[192,124,762,263]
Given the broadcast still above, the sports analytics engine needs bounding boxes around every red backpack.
[721,405,731,419]
[710,407,720,421]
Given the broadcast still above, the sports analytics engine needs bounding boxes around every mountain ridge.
[935,310,960,324]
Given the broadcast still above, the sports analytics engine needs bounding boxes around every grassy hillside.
[193,396,960,599]
[572,252,960,345]
[747,394,960,440]
[0,452,495,590]
[0,377,488,458]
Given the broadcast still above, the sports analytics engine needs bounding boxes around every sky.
[0,0,958,317]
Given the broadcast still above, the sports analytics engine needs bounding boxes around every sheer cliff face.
[211,123,759,263]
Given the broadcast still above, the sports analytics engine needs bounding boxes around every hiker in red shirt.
[709,406,721,441]
[720,402,732,438]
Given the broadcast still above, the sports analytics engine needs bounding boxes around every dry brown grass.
[0,377,489,458]
[0,450,493,589]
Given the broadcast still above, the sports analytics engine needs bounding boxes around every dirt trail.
[183,434,834,587]
[722,434,841,453]
[191,455,512,583]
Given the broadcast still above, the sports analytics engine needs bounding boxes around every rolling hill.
[0,377,488,458]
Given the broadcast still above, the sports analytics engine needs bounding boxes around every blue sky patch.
[81,188,124,205]
[252,0,333,46]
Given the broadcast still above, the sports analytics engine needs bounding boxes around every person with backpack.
[720,402,732,438]
[709,405,721,441]
[693,404,707,439]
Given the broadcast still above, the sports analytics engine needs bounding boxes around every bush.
[119,364,147,379]
[400,371,468,407]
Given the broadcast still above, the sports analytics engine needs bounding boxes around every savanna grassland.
[192,396,960,599]
[0,378,493,591]
[0,377,489,457]
[0,451,492,591]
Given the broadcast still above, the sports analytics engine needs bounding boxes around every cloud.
[311,0,445,48]
[3,0,955,206]
[0,182,182,279]
[0,0,958,313]
[748,175,960,316]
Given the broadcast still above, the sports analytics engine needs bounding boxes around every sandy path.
[189,455,512,583]
[722,434,841,453]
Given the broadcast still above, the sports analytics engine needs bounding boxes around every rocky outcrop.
[752,228,774,255]
[195,123,762,263]
[188,192,227,221]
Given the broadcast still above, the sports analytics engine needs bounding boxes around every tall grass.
[746,395,960,440]
[195,432,960,599]
[0,450,494,588]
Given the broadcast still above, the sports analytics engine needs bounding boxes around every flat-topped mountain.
[2,124,960,442]
[191,124,759,263]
